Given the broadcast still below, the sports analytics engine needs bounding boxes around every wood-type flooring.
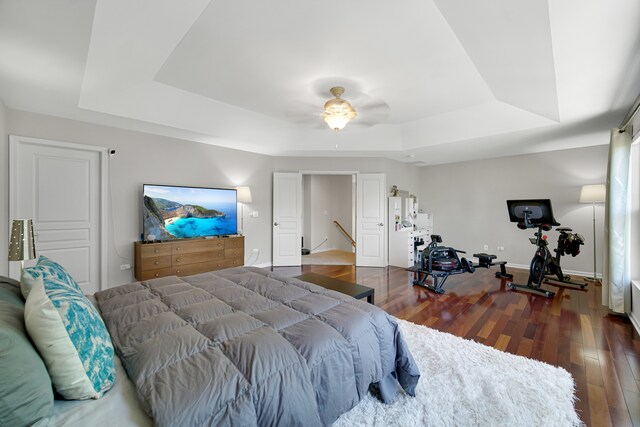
[271,264,640,427]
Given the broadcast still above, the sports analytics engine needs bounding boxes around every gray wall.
[304,175,353,253]
[417,145,609,275]
[6,108,274,286]
[4,106,609,284]
[4,108,424,287]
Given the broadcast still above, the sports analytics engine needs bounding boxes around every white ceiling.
[1,0,639,165]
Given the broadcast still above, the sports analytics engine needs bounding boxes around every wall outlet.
[497,246,505,251]
[120,263,131,270]
[250,211,259,218]
[483,244,489,251]
[251,248,259,253]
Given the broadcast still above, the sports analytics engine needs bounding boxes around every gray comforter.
[94,267,419,426]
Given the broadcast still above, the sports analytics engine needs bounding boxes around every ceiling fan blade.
[352,99,391,127]
[283,100,321,124]
[359,99,390,114]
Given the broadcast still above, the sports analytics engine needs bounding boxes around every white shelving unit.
[388,197,433,267]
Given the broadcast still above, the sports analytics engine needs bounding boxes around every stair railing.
[333,220,356,247]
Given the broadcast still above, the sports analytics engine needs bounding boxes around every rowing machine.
[408,235,508,294]
[472,253,513,280]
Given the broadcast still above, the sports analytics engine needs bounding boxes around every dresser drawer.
[224,237,244,249]
[173,260,228,276]
[224,248,244,258]
[139,267,173,281]
[173,249,225,266]
[140,255,172,271]
[139,244,172,258]
[226,257,244,268]
[172,239,224,254]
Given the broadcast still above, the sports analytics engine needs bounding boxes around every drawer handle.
[154,273,159,277]
[176,269,181,273]
[176,247,180,251]
[176,258,181,263]
[218,253,222,257]
[154,261,159,265]
[154,249,159,253]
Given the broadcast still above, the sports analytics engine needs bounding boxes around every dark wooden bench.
[295,272,375,304]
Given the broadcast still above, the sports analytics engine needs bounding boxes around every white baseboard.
[503,263,599,279]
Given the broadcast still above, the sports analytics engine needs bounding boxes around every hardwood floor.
[271,264,640,427]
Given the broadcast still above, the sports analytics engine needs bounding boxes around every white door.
[9,136,107,294]
[356,173,386,267]
[273,173,302,266]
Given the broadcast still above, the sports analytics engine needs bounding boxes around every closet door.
[10,136,107,293]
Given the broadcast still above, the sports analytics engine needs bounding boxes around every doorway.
[272,172,386,267]
[302,174,355,266]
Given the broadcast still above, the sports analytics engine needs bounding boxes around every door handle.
[379,223,384,226]
[274,222,279,226]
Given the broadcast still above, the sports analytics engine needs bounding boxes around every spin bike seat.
[556,227,572,232]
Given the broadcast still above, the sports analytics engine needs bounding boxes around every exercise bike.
[530,227,585,289]
[506,199,586,298]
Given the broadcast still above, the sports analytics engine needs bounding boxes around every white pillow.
[22,257,116,400]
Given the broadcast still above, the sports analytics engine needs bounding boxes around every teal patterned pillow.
[21,255,82,299]
[21,256,116,400]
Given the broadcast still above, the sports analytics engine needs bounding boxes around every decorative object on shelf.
[322,86,357,131]
[236,186,252,235]
[391,185,399,197]
[579,184,606,283]
[8,219,36,271]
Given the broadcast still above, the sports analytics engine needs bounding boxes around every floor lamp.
[579,184,606,283]
[236,186,252,235]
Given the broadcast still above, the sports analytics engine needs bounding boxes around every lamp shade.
[236,186,252,204]
[8,219,36,261]
[322,87,357,131]
[579,184,606,203]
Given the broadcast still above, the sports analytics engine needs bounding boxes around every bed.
[1,267,420,426]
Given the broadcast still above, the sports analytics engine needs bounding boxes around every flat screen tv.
[142,184,237,241]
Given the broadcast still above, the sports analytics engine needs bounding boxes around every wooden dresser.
[134,236,244,281]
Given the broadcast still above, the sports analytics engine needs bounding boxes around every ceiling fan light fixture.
[322,86,357,130]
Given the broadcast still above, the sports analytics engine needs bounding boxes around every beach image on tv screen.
[143,185,237,240]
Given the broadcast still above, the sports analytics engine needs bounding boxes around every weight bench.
[473,253,513,280]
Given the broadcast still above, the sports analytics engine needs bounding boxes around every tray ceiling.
[0,0,639,165]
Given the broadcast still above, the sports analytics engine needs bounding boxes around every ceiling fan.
[285,82,391,130]
[322,86,357,131]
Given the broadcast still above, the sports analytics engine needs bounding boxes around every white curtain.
[603,127,632,313]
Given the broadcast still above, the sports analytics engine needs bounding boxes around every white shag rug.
[333,319,582,427]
